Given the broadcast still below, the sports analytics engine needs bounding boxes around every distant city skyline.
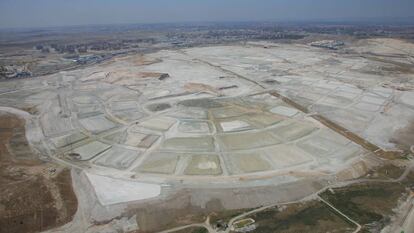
[1,0,414,29]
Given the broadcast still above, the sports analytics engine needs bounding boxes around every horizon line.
[1,16,414,31]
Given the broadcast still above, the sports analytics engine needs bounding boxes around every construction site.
[1,37,414,233]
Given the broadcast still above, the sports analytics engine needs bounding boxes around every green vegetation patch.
[233,218,254,229]
[247,201,353,233]
[174,227,208,233]
[320,182,407,230]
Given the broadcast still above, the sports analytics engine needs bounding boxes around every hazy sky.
[1,0,414,28]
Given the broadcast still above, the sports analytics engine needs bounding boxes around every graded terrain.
[1,36,414,233]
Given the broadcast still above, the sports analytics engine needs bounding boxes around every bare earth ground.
[1,37,414,233]
[0,113,77,233]
[391,120,414,152]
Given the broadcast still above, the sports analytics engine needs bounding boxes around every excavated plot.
[296,130,350,157]
[14,43,400,184]
[219,120,252,132]
[121,131,159,148]
[217,131,281,151]
[79,115,118,134]
[169,107,208,120]
[112,110,145,122]
[136,152,180,174]
[76,104,102,118]
[354,102,382,112]
[103,131,125,144]
[110,101,138,111]
[210,106,251,119]
[264,145,313,168]
[139,117,176,131]
[184,154,222,175]
[94,146,140,169]
[317,95,353,107]
[360,95,387,105]
[297,136,344,157]
[146,102,172,112]
[40,113,74,137]
[70,141,111,161]
[50,131,87,148]
[269,121,318,141]
[178,120,211,134]
[224,151,272,174]
[137,135,160,148]
[241,113,284,128]
[86,173,161,205]
[161,136,215,152]
[72,95,99,104]
[179,98,224,109]
[270,106,299,117]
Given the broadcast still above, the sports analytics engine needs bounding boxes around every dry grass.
[0,113,78,233]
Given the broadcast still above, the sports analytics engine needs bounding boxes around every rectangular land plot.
[110,101,138,111]
[40,113,74,137]
[354,102,381,112]
[71,141,111,161]
[86,173,160,206]
[169,108,208,120]
[139,117,176,131]
[104,127,159,149]
[317,95,353,106]
[138,135,159,148]
[210,106,250,119]
[124,131,146,146]
[269,121,317,141]
[218,120,252,133]
[161,136,215,152]
[103,131,125,144]
[136,152,180,174]
[270,106,299,117]
[178,120,211,134]
[122,131,159,148]
[217,131,281,151]
[94,146,140,169]
[297,136,342,157]
[265,145,313,168]
[50,131,87,148]
[79,115,118,134]
[113,110,145,122]
[297,130,350,157]
[76,104,102,118]
[224,151,272,174]
[242,113,283,128]
[361,95,386,105]
[72,95,98,104]
[184,154,222,175]
[333,144,363,162]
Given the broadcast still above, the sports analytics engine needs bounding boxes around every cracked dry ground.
[0,112,77,233]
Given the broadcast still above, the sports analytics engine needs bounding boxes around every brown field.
[0,113,77,233]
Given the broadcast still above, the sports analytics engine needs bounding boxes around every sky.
[0,0,414,29]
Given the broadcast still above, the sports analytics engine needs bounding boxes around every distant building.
[310,40,345,50]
